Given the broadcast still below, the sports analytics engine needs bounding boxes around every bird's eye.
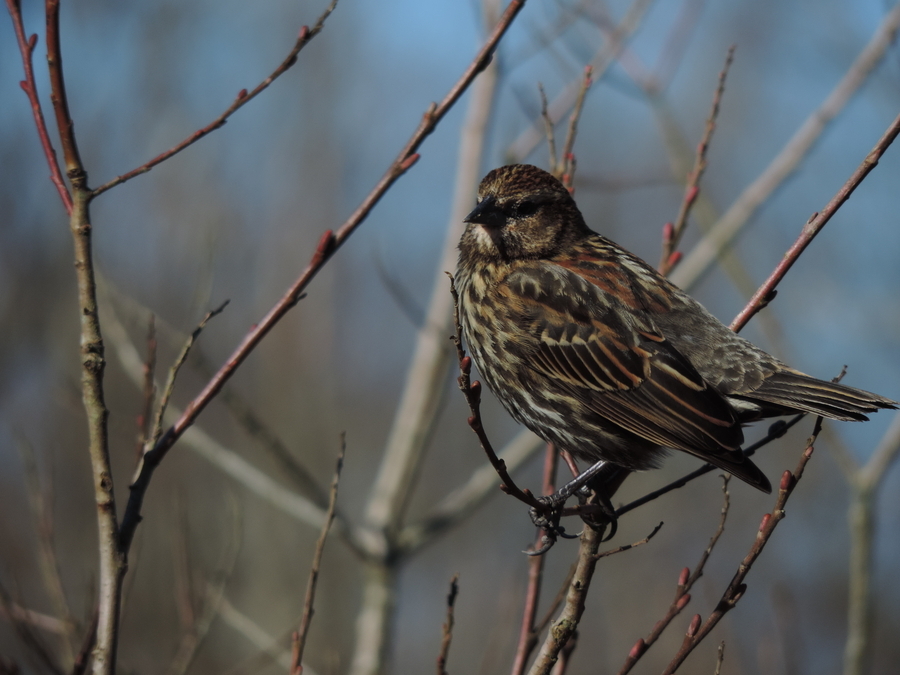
[515,200,538,217]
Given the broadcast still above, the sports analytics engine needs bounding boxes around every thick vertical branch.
[45,2,123,673]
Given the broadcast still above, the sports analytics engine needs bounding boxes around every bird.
[456,164,896,495]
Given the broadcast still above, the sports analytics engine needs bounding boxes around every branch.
[661,421,824,673]
[363,0,503,538]
[44,2,123,673]
[436,575,460,675]
[526,524,604,675]
[449,275,542,510]
[118,0,528,556]
[510,445,558,675]
[671,2,900,291]
[291,439,344,675]
[90,0,339,198]
[730,110,900,332]
[507,0,655,162]
[658,46,733,276]
[4,0,71,211]
[618,478,730,673]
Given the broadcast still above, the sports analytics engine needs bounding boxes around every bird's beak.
[463,195,504,228]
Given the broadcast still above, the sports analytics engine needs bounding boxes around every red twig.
[559,66,593,191]
[448,274,542,510]
[730,110,900,332]
[5,0,72,212]
[618,478,730,674]
[658,46,734,276]
[661,422,822,674]
[91,0,339,198]
[118,0,528,556]
[511,444,558,675]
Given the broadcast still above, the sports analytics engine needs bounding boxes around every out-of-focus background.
[1,0,899,673]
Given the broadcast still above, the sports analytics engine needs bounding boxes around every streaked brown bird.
[456,164,895,495]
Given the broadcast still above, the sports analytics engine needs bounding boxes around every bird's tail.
[736,369,897,421]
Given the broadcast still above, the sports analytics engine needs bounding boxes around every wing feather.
[505,263,747,458]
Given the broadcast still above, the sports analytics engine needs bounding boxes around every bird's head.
[459,164,588,263]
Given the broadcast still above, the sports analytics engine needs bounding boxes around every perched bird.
[456,164,896,494]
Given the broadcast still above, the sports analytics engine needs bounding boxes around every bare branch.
[120,0,528,557]
[662,420,823,673]
[449,275,542,510]
[730,111,900,332]
[510,445,558,675]
[291,439,344,674]
[618,478,730,674]
[147,301,229,449]
[4,0,71,211]
[508,0,655,162]
[658,46,733,276]
[671,3,900,291]
[436,575,460,675]
[91,0,340,198]
[526,524,603,675]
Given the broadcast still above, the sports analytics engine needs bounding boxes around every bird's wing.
[502,263,757,472]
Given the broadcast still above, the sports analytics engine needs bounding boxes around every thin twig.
[594,521,663,560]
[538,84,558,175]
[508,0,655,162]
[4,0,72,211]
[290,437,345,675]
[658,46,733,276]
[618,477,731,674]
[730,111,900,332]
[671,3,900,291]
[135,315,157,462]
[661,419,824,673]
[119,0,528,556]
[449,275,542,510]
[146,301,229,449]
[436,575,460,675]
[615,416,802,518]
[714,641,725,675]
[510,444,558,675]
[559,66,593,190]
[90,0,339,197]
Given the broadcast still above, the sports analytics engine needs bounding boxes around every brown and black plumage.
[456,164,896,494]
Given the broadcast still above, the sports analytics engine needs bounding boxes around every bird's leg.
[529,460,626,545]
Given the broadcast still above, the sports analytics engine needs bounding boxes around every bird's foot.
[526,461,622,554]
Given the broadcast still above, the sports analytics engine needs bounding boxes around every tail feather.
[736,370,897,421]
